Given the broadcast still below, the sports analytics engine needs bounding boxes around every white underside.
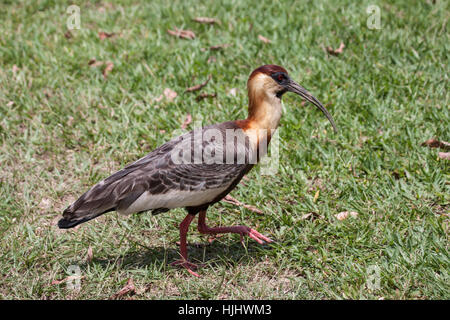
[117,184,232,215]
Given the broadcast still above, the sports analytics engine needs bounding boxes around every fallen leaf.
[223,195,263,214]
[201,44,230,52]
[438,152,450,160]
[228,88,237,96]
[301,212,320,220]
[110,278,135,300]
[185,75,212,93]
[6,101,14,107]
[51,275,85,286]
[421,138,450,151]
[39,198,51,210]
[102,61,114,79]
[335,211,358,221]
[193,17,220,25]
[64,31,72,39]
[98,31,115,40]
[196,92,216,101]
[86,246,93,263]
[88,58,104,67]
[326,42,345,56]
[167,28,195,40]
[258,35,271,43]
[181,114,192,129]
[163,88,177,102]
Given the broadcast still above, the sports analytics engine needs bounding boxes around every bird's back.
[58,121,256,228]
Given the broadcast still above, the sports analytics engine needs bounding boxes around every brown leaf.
[301,212,320,220]
[167,28,195,40]
[103,61,114,79]
[438,152,450,160]
[181,114,192,129]
[64,31,73,39]
[258,35,271,43]
[185,75,212,93]
[335,211,358,221]
[421,138,450,151]
[51,275,85,286]
[223,195,263,214]
[88,58,104,67]
[163,88,177,102]
[193,17,220,25]
[326,42,345,56]
[98,31,115,40]
[109,278,136,300]
[209,44,230,50]
[86,246,93,263]
[196,92,216,101]
[201,44,230,52]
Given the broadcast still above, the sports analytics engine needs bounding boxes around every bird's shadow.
[90,238,273,271]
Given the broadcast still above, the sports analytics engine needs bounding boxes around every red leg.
[197,210,273,245]
[170,213,200,277]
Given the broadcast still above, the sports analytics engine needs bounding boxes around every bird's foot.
[236,226,273,245]
[170,259,201,277]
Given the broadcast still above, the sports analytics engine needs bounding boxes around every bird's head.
[247,65,337,132]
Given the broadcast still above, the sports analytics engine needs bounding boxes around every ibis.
[58,65,337,276]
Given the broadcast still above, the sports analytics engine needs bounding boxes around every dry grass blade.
[326,42,345,56]
[193,17,220,25]
[109,278,136,300]
[185,75,212,92]
[421,138,450,151]
[223,195,263,214]
[86,246,93,263]
[258,35,271,43]
[167,28,195,40]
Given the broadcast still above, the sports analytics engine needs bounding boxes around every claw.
[238,226,273,245]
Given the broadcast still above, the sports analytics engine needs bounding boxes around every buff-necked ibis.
[58,65,337,276]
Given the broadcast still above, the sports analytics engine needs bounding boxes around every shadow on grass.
[90,239,274,271]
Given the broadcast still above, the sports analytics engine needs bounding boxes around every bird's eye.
[278,74,284,81]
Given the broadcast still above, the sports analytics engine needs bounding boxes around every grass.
[0,0,448,299]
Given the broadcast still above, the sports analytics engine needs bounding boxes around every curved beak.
[286,79,337,133]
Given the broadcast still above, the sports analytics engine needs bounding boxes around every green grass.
[0,0,449,299]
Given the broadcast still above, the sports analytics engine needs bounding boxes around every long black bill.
[286,80,337,133]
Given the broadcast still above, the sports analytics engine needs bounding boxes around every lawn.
[0,0,448,299]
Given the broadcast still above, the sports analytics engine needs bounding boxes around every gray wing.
[59,121,255,227]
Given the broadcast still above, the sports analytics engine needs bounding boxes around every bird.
[58,64,337,276]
